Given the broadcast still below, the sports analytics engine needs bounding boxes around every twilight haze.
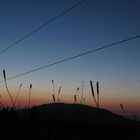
[0,0,140,118]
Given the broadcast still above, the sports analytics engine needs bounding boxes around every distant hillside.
[17,103,135,125]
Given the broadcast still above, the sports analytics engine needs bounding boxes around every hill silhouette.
[0,103,140,140]
[17,103,133,124]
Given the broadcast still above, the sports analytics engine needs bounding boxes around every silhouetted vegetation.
[0,70,139,139]
[0,103,140,140]
[3,69,15,108]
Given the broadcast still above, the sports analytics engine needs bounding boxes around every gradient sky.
[0,0,140,118]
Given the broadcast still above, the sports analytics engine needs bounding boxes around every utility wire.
[0,34,140,83]
[0,0,86,55]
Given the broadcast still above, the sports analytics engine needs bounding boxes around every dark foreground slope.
[0,103,140,140]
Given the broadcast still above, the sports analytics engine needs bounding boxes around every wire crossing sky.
[0,34,140,83]
[0,0,86,56]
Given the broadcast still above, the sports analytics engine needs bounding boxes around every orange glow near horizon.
[1,89,140,117]
[0,82,139,118]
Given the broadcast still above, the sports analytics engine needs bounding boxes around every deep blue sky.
[0,0,140,116]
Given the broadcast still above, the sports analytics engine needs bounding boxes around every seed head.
[30,84,32,89]
[3,69,6,80]
[52,94,55,102]
[120,103,124,110]
[96,81,99,95]
[90,80,94,97]
[58,86,61,94]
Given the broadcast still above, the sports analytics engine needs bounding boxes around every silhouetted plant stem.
[3,69,15,109]
[96,81,99,109]
[80,81,84,104]
[120,103,128,118]
[74,87,79,103]
[57,86,61,102]
[90,80,98,107]
[74,95,77,103]
[52,80,56,102]
[28,84,32,108]
[15,83,22,106]
[52,80,55,95]
[52,94,56,102]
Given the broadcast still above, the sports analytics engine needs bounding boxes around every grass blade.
[3,69,15,108]
[52,80,55,95]
[96,81,99,108]
[80,81,84,104]
[28,84,32,108]
[15,83,22,106]
[57,86,61,102]
[74,95,77,103]
[90,80,97,107]
[120,103,128,118]
[74,87,79,103]
[52,94,56,102]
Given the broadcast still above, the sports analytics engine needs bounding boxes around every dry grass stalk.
[15,83,22,106]
[80,81,84,104]
[57,86,61,102]
[74,87,79,103]
[28,84,32,108]
[52,94,56,102]
[52,80,55,95]
[3,69,15,108]
[120,103,128,118]
[74,95,77,103]
[52,80,56,102]
[96,81,99,108]
[90,80,98,107]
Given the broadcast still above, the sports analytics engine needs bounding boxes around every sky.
[0,0,140,119]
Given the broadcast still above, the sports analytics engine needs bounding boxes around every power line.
[0,34,140,83]
[0,0,86,55]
